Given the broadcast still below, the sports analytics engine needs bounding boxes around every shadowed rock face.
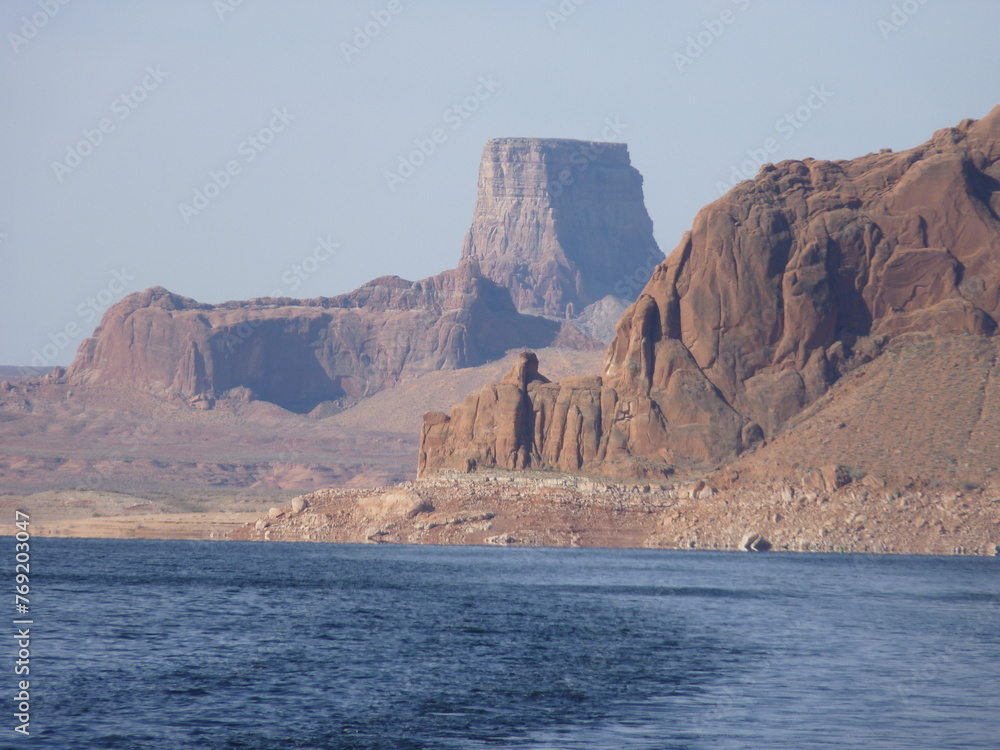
[420,106,1000,479]
[68,262,593,413]
[461,138,664,317]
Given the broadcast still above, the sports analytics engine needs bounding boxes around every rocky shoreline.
[230,470,1000,557]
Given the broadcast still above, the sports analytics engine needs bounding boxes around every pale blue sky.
[2,0,998,365]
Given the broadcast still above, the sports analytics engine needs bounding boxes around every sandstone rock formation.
[420,106,1000,479]
[68,262,591,413]
[461,138,664,318]
[66,136,671,410]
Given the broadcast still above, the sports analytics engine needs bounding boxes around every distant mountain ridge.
[63,138,664,412]
[66,262,592,414]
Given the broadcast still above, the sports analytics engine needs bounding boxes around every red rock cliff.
[419,106,1000,478]
[68,136,675,412]
[68,262,589,413]
[461,138,664,317]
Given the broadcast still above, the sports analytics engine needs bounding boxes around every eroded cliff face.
[418,350,745,479]
[67,136,672,411]
[68,262,591,413]
[461,138,664,317]
[419,106,1000,479]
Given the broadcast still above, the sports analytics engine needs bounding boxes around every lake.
[23,539,1000,748]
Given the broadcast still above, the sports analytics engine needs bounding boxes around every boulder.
[821,464,851,492]
[741,533,772,552]
[360,491,433,519]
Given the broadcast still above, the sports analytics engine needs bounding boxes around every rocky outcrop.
[419,106,1000,479]
[68,262,592,413]
[461,138,664,317]
[418,347,745,478]
[67,136,673,411]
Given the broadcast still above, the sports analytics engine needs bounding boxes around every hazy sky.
[2,1,998,366]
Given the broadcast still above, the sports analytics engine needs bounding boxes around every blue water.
[19,539,1000,749]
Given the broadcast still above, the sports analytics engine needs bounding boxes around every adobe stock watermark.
[8,0,72,54]
[51,66,169,183]
[878,0,930,40]
[341,0,404,64]
[273,235,339,295]
[715,84,834,196]
[893,593,997,711]
[613,246,663,300]
[76,413,159,492]
[178,107,295,223]
[673,0,751,72]
[213,0,245,22]
[546,0,587,30]
[547,117,628,199]
[384,75,500,192]
[218,235,339,354]
[28,268,135,369]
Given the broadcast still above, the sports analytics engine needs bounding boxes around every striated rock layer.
[420,106,1000,479]
[461,138,664,317]
[68,262,592,413]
